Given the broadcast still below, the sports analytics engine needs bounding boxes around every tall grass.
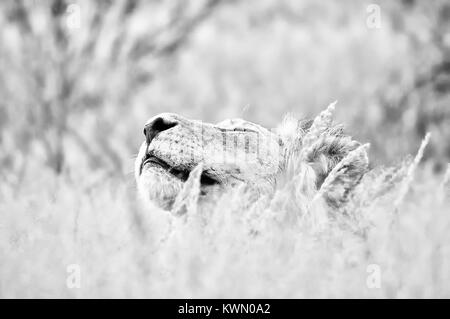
[1,145,449,298]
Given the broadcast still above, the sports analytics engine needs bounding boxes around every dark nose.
[143,116,178,144]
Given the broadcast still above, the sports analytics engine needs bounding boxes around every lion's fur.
[135,103,369,212]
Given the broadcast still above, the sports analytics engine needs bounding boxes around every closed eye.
[232,127,255,132]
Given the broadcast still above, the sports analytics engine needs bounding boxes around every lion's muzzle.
[135,113,283,209]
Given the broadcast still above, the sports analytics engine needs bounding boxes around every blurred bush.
[0,0,449,182]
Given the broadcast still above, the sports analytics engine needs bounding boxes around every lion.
[135,103,369,212]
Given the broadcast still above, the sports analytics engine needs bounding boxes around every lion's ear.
[290,102,369,208]
[317,141,370,208]
[300,127,369,208]
[292,128,369,207]
[283,125,369,209]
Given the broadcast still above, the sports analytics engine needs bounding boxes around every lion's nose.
[143,115,179,144]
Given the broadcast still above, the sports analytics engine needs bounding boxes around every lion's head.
[135,112,283,209]
[135,106,369,211]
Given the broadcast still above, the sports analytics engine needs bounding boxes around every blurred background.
[0,0,449,183]
[1,0,450,299]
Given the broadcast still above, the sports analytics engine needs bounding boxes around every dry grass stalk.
[394,132,431,210]
[442,164,450,188]
[171,163,203,215]
[300,101,337,156]
[439,163,450,201]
